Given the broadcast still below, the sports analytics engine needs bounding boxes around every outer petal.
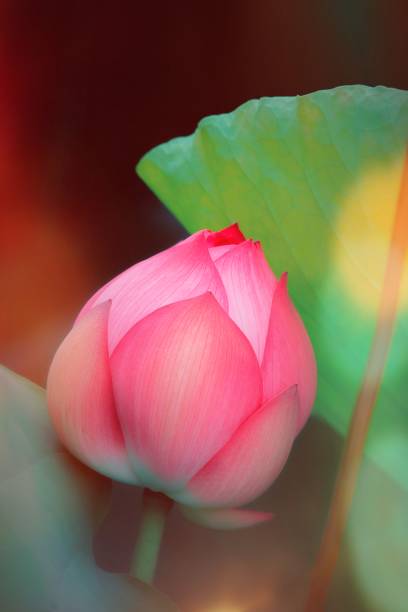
[213,240,277,362]
[77,232,228,353]
[176,386,298,508]
[110,293,262,488]
[261,274,317,432]
[180,505,272,529]
[46,302,136,483]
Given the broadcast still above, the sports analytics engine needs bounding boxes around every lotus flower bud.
[47,225,316,527]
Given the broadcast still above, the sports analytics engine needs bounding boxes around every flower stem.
[130,488,173,585]
[305,149,408,611]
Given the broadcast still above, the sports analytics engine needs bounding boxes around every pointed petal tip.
[280,383,298,401]
[198,290,217,302]
[224,221,246,238]
[229,221,246,240]
[279,271,289,287]
[92,298,112,315]
[177,291,223,314]
[75,295,112,326]
[204,223,246,246]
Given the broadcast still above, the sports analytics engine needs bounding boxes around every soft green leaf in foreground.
[137,85,408,489]
[0,366,176,612]
[348,458,408,612]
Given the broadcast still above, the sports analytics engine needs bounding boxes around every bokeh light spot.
[334,155,408,315]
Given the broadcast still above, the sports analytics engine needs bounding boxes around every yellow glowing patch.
[334,155,408,314]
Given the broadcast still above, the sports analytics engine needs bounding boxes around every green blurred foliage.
[348,457,408,612]
[0,366,176,611]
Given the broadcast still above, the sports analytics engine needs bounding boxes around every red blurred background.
[1,0,407,386]
[1,2,407,610]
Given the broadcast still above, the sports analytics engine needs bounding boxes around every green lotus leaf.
[0,366,176,611]
[348,459,408,612]
[137,85,408,489]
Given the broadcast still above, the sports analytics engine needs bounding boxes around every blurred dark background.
[1,2,407,610]
[1,0,407,385]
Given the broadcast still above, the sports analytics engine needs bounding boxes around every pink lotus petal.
[208,244,239,261]
[77,232,228,353]
[261,274,317,432]
[110,293,262,487]
[213,240,277,362]
[178,386,298,507]
[180,505,272,529]
[46,302,136,483]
